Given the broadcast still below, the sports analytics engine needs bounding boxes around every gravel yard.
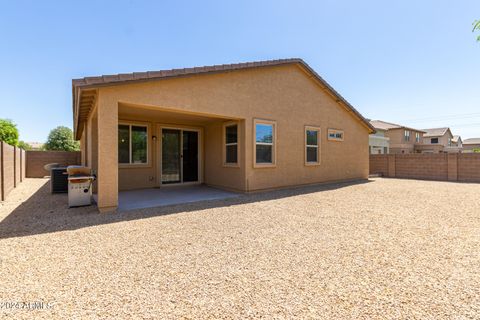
[1,178,480,319]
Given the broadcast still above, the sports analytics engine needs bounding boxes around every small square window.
[327,129,344,141]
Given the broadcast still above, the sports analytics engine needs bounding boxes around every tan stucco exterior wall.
[114,109,246,191]
[80,124,87,166]
[204,120,246,191]
[87,64,370,210]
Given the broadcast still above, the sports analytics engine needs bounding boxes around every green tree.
[0,119,19,146]
[17,140,32,150]
[44,126,80,151]
[474,20,480,41]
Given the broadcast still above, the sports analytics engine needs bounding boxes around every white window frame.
[415,132,420,143]
[118,122,150,167]
[223,121,239,167]
[253,119,276,168]
[305,126,321,165]
[327,129,344,142]
[404,130,410,142]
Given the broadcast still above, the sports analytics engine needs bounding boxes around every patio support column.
[96,95,118,212]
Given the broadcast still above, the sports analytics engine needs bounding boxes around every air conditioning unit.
[50,167,68,193]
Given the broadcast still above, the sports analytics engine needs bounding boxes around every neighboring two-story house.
[418,127,458,153]
[368,126,390,154]
[369,120,425,154]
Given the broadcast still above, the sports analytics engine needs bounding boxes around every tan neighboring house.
[369,120,425,154]
[419,127,459,153]
[72,58,374,212]
[463,138,480,153]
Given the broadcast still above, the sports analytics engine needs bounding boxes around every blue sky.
[1,0,479,142]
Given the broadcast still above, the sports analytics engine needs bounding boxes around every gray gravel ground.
[1,178,480,319]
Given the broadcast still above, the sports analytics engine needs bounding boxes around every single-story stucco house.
[72,58,374,212]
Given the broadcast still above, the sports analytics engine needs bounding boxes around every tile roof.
[422,127,450,137]
[72,58,375,133]
[369,120,426,133]
[73,59,306,87]
[463,138,480,145]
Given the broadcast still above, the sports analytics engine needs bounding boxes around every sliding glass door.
[161,128,199,184]
[182,130,198,182]
[162,129,181,184]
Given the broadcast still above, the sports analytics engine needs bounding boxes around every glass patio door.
[162,129,181,184]
[161,129,199,184]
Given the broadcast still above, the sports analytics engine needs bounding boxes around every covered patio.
[80,98,246,211]
[115,184,239,211]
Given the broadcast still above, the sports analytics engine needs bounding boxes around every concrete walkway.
[117,185,239,211]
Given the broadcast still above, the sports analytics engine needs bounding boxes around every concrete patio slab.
[116,185,239,211]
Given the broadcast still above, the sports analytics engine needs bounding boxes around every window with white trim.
[305,127,320,164]
[327,129,344,141]
[118,124,148,164]
[224,123,238,165]
[254,120,275,165]
[415,132,420,143]
[404,130,410,142]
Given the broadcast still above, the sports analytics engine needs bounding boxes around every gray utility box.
[68,176,94,207]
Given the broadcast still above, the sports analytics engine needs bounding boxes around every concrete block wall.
[1,142,26,201]
[369,153,480,183]
[25,151,81,178]
[395,154,448,181]
[1,142,15,200]
[21,149,26,181]
[369,155,388,175]
[1,147,81,201]
[458,154,480,182]
[15,147,21,187]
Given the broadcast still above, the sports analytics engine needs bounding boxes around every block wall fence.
[0,142,26,201]
[370,154,480,182]
[1,145,81,201]
[25,151,81,178]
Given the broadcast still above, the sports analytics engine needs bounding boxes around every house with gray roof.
[419,127,458,153]
[463,138,480,153]
[369,120,425,154]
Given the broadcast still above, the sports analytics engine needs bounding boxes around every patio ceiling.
[118,103,240,125]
